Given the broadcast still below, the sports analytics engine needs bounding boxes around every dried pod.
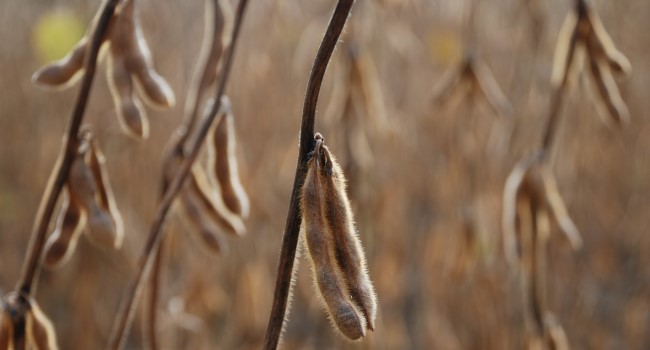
[550,0,631,126]
[87,137,124,248]
[67,143,118,249]
[196,0,228,92]
[163,137,244,255]
[208,97,250,218]
[32,0,175,139]
[472,59,513,117]
[31,38,88,88]
[178,183,229,255]
[346,44,388,129]
[502,154,582,269]
[187,166,246,237]
[539,168,582,249]
[316,138,377,331]
[301,137,366,340]
[0,295,58,350]
[502,154,537,267]
[26,300,58,350]
[432,52,512,117]
[588,55,630,126]
[107,54,150,138]
[584,3,631,76]
[0,309,12,350]
[300,133,376,340]
[551,10,579,88]
[43,192,87,268]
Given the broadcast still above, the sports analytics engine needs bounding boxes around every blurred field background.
[1,0,649,349]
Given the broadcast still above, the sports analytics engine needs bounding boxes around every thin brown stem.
[106,1,249,348]
[144,1,226,346]
[262,1,355,349]
[179,0,226,147]
[145,241,164,350]
[16,0,120,296]
[540,88,564,156]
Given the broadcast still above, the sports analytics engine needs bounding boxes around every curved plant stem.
[144,1,226,346]
[106,1,249,348]
[16,0,121,296]
[262,1,355,349]
[145,241,164,350]
[540,88,564,157]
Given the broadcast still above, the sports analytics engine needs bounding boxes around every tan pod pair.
[300,133,377,340]
[552,0,631,126]
[44,133,124,268]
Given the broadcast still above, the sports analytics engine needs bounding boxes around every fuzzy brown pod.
[300,133,377,340]
[502,153,583,269]
[207,97,250,218]
[431,51,513,117]
[1,293,59,350]
[32,0,175,139]
[551,0,631,126]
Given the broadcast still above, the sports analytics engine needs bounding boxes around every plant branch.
[145,1,226,346]
[106,1,249,348]
[16,0,121,296]
[145,241,164,350]
[262,1,355,349]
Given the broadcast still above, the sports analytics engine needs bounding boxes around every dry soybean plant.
[262,0,378,348]
[148,0,249,346]
[0,0,123,347]
[430,0,512,278]
[502,0,631,348]
[1,0,250,348]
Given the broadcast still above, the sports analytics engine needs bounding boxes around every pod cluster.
[0,293,58,350]
[300,133,377,340]
[431,50,512,117]
[163,98,249,255]
[552,0,631,126]
[502,154,582,349]
[502,153,583,269]
[44,129,124,269]
[32,0,175,139]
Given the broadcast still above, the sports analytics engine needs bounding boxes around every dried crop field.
[0,0,648,349]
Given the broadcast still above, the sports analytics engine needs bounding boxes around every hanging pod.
[207,97,250,218]
[300,133,376,340]
[0,293,59,350]
[32,0,175,139]
[66,137,119,249]
[43,193,86,268]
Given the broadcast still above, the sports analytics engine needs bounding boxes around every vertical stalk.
[144,242,164,350]
[106,1,249,348]
[262,1,355,349]
[16,0,120,296]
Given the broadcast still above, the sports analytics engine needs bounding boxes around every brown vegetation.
[0,0,648,349]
